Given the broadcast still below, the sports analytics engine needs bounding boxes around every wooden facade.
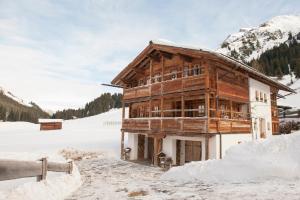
[112,41,294,164]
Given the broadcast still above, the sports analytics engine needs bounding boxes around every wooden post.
[121,100,125,159]
[37,157,47,182]
[205,135,209,160]
[121,131,125,159]
[153,137,159,166]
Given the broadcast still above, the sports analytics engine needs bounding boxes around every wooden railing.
[122,118,207,134]
[123,75,206,100]
[0,158,73,182]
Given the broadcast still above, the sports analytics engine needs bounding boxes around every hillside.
[53,93,122,120]
[217,15,300,62]
[0,87,49,123]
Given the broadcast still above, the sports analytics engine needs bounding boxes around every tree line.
[249,32,300,78]
[53,93,122,120]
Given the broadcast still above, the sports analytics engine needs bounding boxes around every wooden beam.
[121,131,125,159]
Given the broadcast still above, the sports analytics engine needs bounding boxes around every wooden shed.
[38,119,63,131]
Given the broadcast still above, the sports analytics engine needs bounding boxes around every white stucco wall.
[127,133,138,160]
[162,137,177,164]
[249,78,272,139]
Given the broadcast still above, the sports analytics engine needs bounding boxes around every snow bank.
[162,133,300,183]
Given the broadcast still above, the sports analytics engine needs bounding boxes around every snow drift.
[162,133,300,183]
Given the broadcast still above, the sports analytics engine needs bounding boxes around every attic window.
[260,92,263,102]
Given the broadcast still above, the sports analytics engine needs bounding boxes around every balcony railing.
[123,75,206,101]
[122,118,207,135]
[122,117,251,134]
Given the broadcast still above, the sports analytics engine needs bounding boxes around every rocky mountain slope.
[217,15,300,62]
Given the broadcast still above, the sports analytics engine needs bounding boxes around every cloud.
[0,0,299,111]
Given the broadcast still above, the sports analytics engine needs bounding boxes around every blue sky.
[0,0,299,111]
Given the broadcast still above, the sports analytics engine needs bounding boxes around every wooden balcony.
[123,85,150,100]
[124,75,206,101]
[122,118,207,135]
[122,117,251,135]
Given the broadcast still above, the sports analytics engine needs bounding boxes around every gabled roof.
[111,40,295,93]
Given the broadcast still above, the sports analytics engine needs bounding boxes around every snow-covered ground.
[1,108,300,200]
[0,109,122,200]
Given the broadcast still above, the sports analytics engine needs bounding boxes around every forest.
[250,32,300,78]
[53,93,122,120]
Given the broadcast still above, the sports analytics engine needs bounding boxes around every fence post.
[68,161,73,174]
[37,157,47,182]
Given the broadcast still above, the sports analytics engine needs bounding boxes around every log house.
[111,40,295,165]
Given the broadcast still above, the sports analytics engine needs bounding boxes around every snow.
[0,86,32,107]
[0,108,122,200]
[1,108,300,199]
[217,15,300,62]
[38,119,63,123]
[162,132,300,183]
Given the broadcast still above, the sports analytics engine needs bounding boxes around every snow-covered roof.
[38,119,63,123]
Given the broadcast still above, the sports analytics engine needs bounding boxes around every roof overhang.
[111,40,296,93]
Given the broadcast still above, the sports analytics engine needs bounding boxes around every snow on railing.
[0,158,73,182]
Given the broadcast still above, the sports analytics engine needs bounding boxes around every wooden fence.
[0,158,73,182]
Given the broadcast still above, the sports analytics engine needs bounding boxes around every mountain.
[0,86,49,123]
[217,15,300,62]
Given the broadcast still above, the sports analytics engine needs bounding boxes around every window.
[183,66,189,77]
[153,105,160,117]
[264,93,267,103]
[138,79,144,86]
[146,77,151,85]
[255,90,259,101]
[260,92,263,102]
[171,70,177,80]
[192,64,200,76]
[153,73,161,83]
[198,104,205,116]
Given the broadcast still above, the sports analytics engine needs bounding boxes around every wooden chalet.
[111,40,295,166]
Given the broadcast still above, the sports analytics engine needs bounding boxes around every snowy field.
[0,109,122,200]
[1,108,300,199]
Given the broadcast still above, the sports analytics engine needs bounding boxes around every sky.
[0,0,299,111]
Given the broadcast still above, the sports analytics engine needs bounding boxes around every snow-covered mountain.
[0,86,32,107]
[217,15,300,62]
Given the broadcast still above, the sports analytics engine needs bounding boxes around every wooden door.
[185,141,202,163]
[260,118,266,139]
[138,135,145,160]
[148,137,154,161]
